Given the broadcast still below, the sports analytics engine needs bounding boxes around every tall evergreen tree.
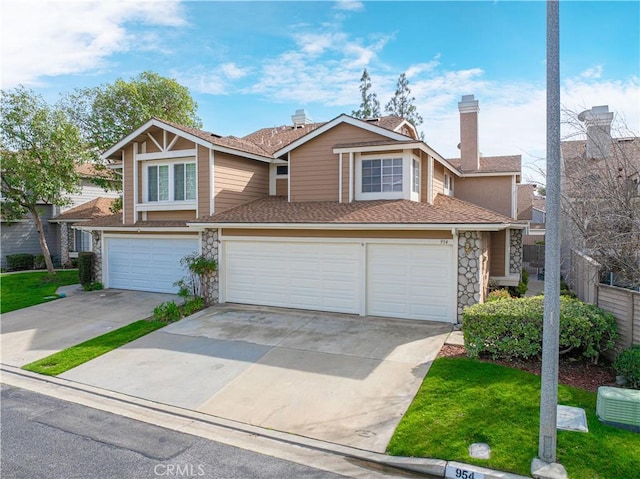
[352,69,381,119]
[385,73,423,127]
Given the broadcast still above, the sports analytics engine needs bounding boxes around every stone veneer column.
[457,231,482,322]
[509,229,523,274]
[60,223,70,266]
[91,231,102,283]
[201,229,219,305]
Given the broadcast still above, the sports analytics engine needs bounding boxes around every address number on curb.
[445,465,485,479]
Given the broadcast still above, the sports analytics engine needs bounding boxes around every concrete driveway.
[0,289,177,367]
[59,304,451,452]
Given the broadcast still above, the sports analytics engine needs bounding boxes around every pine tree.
[352,69,381,119]
[385,73,423,127]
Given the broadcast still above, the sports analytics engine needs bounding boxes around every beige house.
[82,95,524,323]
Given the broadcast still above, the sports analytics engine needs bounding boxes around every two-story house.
[80,95,524,323]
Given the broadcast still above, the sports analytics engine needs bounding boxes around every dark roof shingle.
[194,195,513,225]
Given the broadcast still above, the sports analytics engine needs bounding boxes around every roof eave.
[187,222,519,231]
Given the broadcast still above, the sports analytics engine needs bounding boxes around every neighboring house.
[1,164,119,269]
[50,197,116,266]
[561,104,640,288]
[517,183,546,245]
[81,94,524,323]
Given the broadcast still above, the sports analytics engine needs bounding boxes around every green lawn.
[387,357,640,478]
[22,320,167,376]
[1,270,79,314]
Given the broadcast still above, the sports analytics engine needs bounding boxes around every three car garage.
[103,234,456,322]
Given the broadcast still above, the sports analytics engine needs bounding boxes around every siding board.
[214,153,269,213]
[489,230,506,276]
[291,123,392,202]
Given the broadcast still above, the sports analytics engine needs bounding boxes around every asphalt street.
[0,384,348,479]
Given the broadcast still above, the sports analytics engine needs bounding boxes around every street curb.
[1,365,529,479]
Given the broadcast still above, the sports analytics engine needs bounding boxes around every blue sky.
[2,1,639,181]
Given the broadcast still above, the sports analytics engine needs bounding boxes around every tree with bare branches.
[560,105,640,290]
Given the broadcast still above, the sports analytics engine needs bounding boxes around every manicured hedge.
[6,253,34,271]
[614,345,640,389]
[78,252,94,286]
[463,296,617,362]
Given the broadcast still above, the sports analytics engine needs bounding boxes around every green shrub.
[77,252,94,286]
[153,301,181,323]
[34,254,46,270]
[6,253,34,271]
[183,297,205,316]
[463,296,617,362]
[614,345,640,389]
[487,289,512,302]
[82,282,103,291]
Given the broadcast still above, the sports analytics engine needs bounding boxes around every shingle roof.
[75,163,117,179]
[52,197,115,221]
[194,195,512,225]
[80,213,189,229]
[446,155,521,173]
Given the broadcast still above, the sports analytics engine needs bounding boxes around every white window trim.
[412,157,421,200]
[444,173,454,196]
[140,158,197,211]
[355,151,420,201]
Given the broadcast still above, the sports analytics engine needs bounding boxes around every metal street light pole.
[539,0,561,465]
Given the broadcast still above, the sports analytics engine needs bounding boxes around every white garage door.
[224,240,361,314]
[367,243,454,322]
[106,237,199,293]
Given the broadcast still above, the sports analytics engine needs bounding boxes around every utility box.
[596,386,640,432]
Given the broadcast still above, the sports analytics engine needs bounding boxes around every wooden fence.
[597,284,640,356]
[569,249,640,357]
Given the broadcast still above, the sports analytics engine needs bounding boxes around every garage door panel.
[367,244,453,322]
[107,237,199,293]
[225,241,360,314]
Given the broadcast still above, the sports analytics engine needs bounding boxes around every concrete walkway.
[526,278,545,296]
[0,289,177,366]
[59,304,451,452]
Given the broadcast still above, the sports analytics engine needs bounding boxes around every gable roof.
[192,194,513,227]
[272,114,415,158]
[52,197,115,222]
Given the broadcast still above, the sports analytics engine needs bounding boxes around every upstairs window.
[276,165,289,176]
[412,158,420,194]
[444,173,454,195]
[147,162,196,202]
[362,158,403,193]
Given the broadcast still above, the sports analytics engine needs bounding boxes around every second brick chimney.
[458,94,480,171]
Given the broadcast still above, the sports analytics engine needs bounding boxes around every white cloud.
[221,63,249,80]
[333,1,364,12]
[0,0,187,88]
[581,65,604,79]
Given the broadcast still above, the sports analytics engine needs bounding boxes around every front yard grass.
[22,319,166,376]
[1,270,79,314]
[387,357,640,478]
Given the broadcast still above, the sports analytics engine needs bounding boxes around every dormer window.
[362,158,403,193]
[355,153,420,201]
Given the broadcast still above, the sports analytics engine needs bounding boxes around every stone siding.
[509,229,523,274]
[458,231,483,321]
[201,229,219,305]
[60,223,70,266]
[92,231,102,282]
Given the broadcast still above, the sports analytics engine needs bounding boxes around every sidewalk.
[0,365,529,479]
[526,278,545,296]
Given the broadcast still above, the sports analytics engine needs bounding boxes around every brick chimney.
[458,94,480,171]
[578,105,613,159]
